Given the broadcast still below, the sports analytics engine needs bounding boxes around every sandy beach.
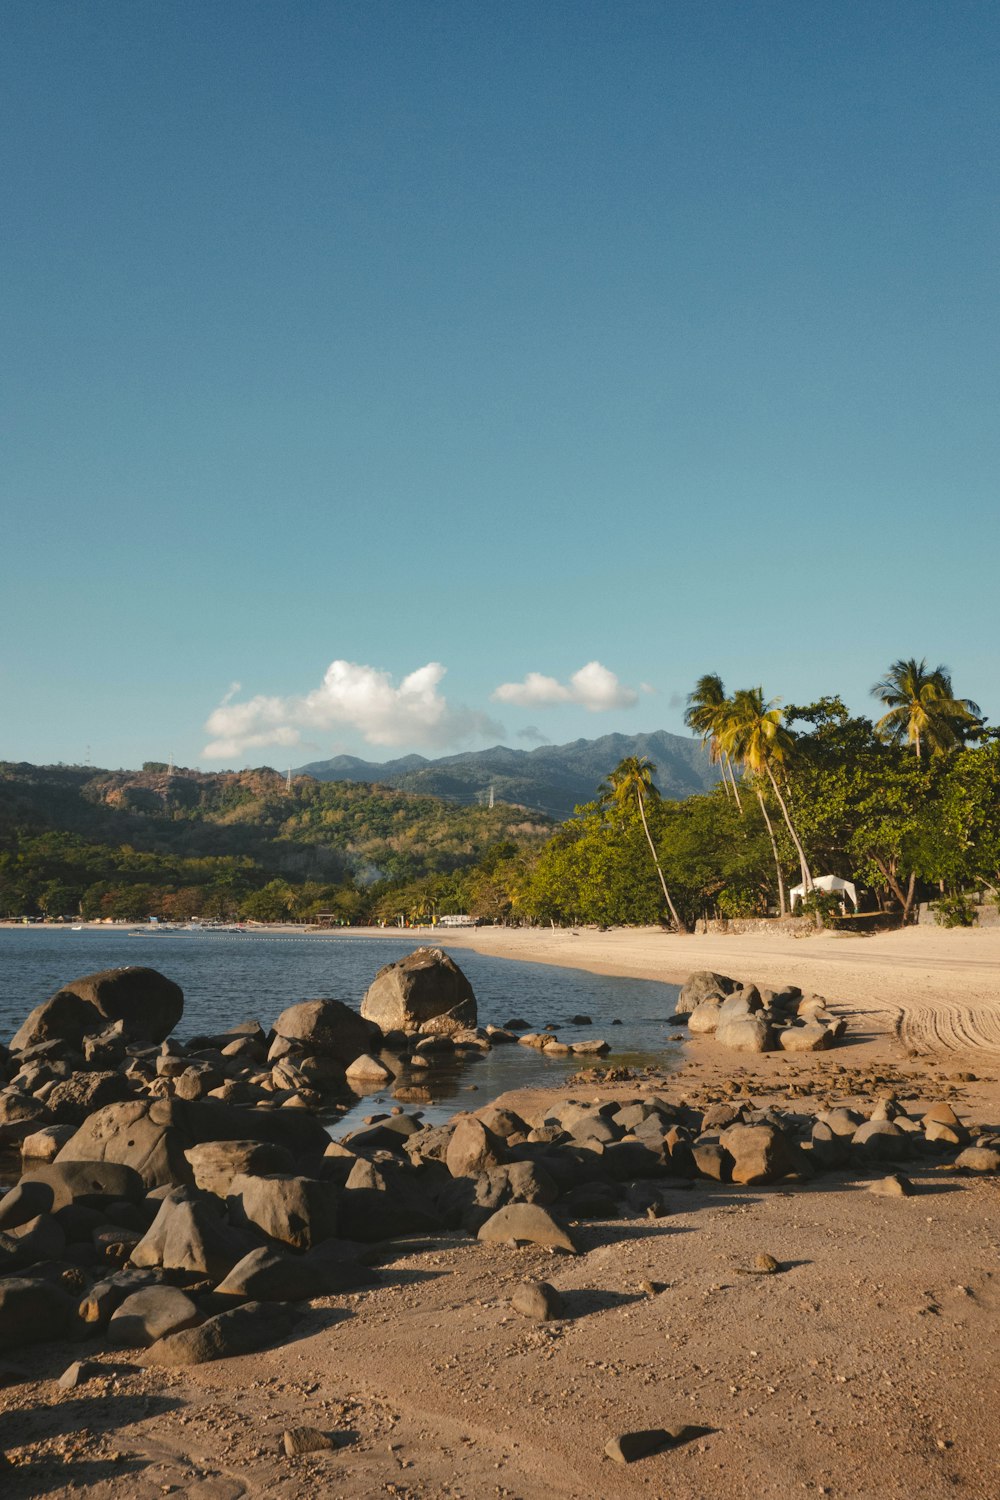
[2,924,999,1499]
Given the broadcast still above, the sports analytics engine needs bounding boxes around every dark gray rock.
[213,1241,374,1303]
[675,970,737,1016]
[11,967,183,1052]
[184,1140,296,1199]
[143,1299,295,1366]
[512,1281,563,1320]
[0,1180,55,1231]
[227,1173,340,1251]
[20,1159,146,1211]
[477,1203,577,1252]
[46,1070,132,1125]
[361,947,476,1036]
[719,1123,799,1184]
[0,1277,75,1350]
[445,1116,507,1178]
[270,999,379,1067]
[108,1285,201,1346]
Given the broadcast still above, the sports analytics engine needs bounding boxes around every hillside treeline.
[0,763,551,923]
[3,664,998,928]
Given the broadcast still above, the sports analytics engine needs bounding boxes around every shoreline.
[2,926,999,1496]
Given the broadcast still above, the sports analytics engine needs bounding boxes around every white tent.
[789,874,858,910]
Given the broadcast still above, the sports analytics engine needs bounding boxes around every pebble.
[282,1426,340,1457]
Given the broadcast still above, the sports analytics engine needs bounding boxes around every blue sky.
[2,1,997,770]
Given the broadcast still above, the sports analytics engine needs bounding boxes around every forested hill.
[0,762,553,920]
[297,729,717,820]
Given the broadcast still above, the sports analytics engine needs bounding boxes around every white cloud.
[492,661,639,713]
[202,660,504,762]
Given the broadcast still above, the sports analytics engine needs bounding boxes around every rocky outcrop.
[10,967,183,1052]
[269,999,379,1069]
[361,947,477,1036]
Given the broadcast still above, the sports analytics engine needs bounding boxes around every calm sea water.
[0,928,682,1133]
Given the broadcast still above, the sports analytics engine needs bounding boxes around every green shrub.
[933,893,977,928]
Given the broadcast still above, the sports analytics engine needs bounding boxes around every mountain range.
[296,730,718,821]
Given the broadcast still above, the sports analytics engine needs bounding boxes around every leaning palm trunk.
[756,787,787,917]
[636,789,683,931]
[723,754,743,811]
[764,764,813,894]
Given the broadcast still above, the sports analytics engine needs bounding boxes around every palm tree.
[684,673,743,809]
[721,688,814,899]
[686,675,789,915]
[600,756,683,930]
[872,659,982,760]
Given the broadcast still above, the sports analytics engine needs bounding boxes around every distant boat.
[71,924,84,931]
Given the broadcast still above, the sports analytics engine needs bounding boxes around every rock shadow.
[558,1287,648,1318]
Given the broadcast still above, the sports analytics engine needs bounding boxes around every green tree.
[721,687,814,900]
[599,758,682,929]
[684,673,743,808]
[872,658,981,760]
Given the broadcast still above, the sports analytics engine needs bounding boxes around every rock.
[720,1123,799,1185]
[750,1252,780,1273]
[56,1096,329,1189]
[46,1070,132,1124]
[605,1427,699,1463]
[20,1125,76,1162]
[477,1203,577,1253]
[20,1159,146,1211]
[184,1140,296,1199]
[715,1015,775,1054]
[810,1120,851,1169]
[870,1174,914,1198]
[718,989,764,1020]
[692,1140,733,1182]
[512,1281,563,1320]
[476,1106,530,1140]
[0,1180,55,1231]
[0,1213,66,1271]
[144,1300,295,1366]
[11,967,183,1052]
[687,1001,723,1034]
[282,1427,340,1456]
[132,1195,254,1278]
[270,999,378,1067]
[954,1146,1000,1172]
[675,970,737,1016]
[361,947,477,1036]
[445,1116,507,1178]
[227,1173,340,1250]
[57,1359,99,1390]
[78,1269,159,1328]
[108,1286,201,1346]
[213,1241,374,1303]
[778,1023,835,1053]
[339,1163,444,1242]
[0,1090,49,1145]
[852,1120,910,1161]
[344,1054,395,1084]
[0,1277,75,1350]
[569,1038,611,1055]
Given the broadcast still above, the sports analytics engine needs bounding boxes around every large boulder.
[719,1123,800,1184]
[227,1173,340,1251]
[144,1299,294,1367]
[715,1015,775,1053]
[361,947,477,1036]
[0,1277,76,1350]
[56,1097,330,1189]
[674,970,737,1017]
[10,967,183,1052]
[269,999,379,1068]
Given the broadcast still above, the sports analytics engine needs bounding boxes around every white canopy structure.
[789,874,858,910]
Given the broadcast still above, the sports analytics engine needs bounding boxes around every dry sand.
[2,925,999,1499]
